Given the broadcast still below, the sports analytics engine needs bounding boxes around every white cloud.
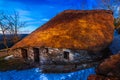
[41,18,49,21]
[117,6,120,12]
[15,9,35,21]
[27,21,42,25]
[20,16,35,21]
[114,6,120,17]
[17,9,30,16]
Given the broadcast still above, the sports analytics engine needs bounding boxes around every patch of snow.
[110,30,120,54]
[69,53,74,61]
[114,30,119,37]
[0,68,95,80]
[63,49,71,52]
[4,55,14,60]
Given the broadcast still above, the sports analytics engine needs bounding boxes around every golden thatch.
[11,10,114,52]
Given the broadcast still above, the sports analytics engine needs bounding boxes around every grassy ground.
[0,50,8,58]
[0,50,35,71]
[0,57,24,71]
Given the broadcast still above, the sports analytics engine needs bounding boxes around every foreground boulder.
[96,53,120,78]
[88,75,119,80]
[88,53,120,80]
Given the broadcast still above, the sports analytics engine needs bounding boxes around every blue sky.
[0,0,119,33]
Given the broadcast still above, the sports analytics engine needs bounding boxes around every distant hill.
[0,34,28,50]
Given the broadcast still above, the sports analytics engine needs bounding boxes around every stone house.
[11,10,114,72]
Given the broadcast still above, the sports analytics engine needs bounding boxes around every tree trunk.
[2,31,8,49]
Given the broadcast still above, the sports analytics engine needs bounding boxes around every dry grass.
[0,50,9,58]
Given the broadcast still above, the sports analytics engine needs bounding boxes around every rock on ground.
[88,53,120,80]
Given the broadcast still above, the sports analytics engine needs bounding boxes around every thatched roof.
[11,10,114,52]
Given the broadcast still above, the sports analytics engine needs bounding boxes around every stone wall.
[13,47,103,72]
[39,48,74,64]
[39,47,103,65]
[13,47,103,64]
[12,49,22,58]
[27,47,35,62]
[40,62,99,73]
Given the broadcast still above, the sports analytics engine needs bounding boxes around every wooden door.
[21,49,28,60]
[33,48,40,62]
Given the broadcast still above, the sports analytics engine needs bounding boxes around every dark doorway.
[33,48,40,62]
[21,49,28,60]
[118,29,120,34]
[63,51,69,59]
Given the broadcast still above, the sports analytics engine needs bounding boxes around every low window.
[64,51,69,59]
[44,48,48,53]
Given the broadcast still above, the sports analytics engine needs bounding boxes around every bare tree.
[6,11,26,43]
[101,0,120,11]
[0,10,27,49]
[101,0,120,31]
[0,11,9,49]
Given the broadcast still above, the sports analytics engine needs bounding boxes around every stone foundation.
[40,61,99,73]
[12,47,104,72]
